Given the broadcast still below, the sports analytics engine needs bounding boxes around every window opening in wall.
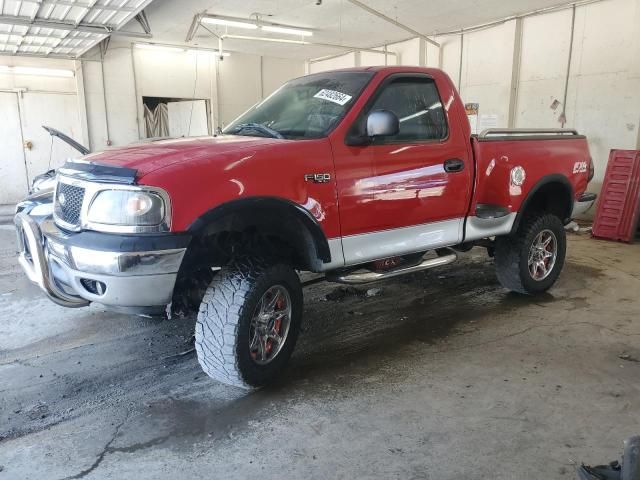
[142,96,212,139]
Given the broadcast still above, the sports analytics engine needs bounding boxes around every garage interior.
[0,0,639,478]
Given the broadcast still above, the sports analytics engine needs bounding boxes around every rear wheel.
[195,258,302,388]
[494,213,566,294]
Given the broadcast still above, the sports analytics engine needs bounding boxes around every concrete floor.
[0,224,639,480]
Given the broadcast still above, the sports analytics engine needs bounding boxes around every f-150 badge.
[304,173,331,183]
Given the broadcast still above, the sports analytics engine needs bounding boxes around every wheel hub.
[249,285,291,365]
[528,229,558,281]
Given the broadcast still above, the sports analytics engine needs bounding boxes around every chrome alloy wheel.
[528,229,558,281]
[249,285,292,365]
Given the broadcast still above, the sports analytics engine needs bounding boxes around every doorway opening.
[0,91,82,204]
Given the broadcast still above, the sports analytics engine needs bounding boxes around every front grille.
[54,182,85,228]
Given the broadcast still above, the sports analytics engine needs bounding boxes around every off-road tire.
[195,258,302,388]
[494,213,566,294]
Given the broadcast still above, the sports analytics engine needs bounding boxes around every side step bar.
[329,250,458,285]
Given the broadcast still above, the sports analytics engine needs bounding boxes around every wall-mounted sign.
[465,102,479,134]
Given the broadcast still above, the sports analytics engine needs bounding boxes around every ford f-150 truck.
[15,66,596,388]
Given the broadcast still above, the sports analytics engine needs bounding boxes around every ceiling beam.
[113,0,155,33]
[0,48,92,59]
[345,0,439,47]
[134,10,151,35]
[184,12,203,42]
[4,31,64,39]
[0,14,152,37]
[0,37,91,46]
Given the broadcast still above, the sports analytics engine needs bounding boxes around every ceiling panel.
[0,0,156,58]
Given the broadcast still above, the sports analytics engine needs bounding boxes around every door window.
[369,77,448,142]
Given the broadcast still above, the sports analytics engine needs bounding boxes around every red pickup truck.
[15,66,596,388]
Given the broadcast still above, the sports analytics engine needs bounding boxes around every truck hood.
[79,135,282,178]
[43,125,90,155]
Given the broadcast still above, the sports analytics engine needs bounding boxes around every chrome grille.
[54,182,85,228]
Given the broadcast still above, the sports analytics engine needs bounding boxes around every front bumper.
[14,212,188,310]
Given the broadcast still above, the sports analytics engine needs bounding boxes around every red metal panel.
[592,150,640,243]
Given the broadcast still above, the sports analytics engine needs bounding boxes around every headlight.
[31,169,57,193]
[87,190,166,226]
[31,175,56,193]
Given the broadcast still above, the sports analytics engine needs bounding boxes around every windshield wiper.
[227,123,284,139]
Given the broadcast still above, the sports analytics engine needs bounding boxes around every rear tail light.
[588,157,595,182]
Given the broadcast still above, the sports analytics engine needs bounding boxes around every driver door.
[336,74,472,265]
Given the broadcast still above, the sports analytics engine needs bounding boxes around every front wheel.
[494,213,566,294]
[195,258,302,388]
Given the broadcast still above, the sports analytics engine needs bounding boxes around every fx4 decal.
[573,161,588,174]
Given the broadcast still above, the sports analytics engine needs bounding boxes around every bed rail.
[478,128,581,140]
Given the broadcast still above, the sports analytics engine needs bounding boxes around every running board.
[329,250,458,285]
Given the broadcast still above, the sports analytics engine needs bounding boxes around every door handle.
[444,158,465,173]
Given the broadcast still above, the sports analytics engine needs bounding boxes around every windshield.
[223,71,374,140]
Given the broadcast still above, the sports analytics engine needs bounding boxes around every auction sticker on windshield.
[313,89,353,106]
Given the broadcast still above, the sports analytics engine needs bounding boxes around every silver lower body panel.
[340,218,464,266]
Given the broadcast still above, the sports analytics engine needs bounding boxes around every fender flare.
[187,196,332,263]
[511,174,574,233]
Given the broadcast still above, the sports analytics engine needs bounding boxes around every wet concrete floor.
[0,224,639,479]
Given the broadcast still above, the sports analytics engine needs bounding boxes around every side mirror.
[366,110,399,137]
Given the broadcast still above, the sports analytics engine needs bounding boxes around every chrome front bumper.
[14,213,186,309]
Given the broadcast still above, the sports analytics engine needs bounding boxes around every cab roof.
[310,65,443,75]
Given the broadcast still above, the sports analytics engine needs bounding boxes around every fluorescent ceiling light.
[0,65,74,77]
[186,49,231,57]
[201,17,258,29]
[16,67,74,77]
[224,35,308,45]
[135,44,231,56]
[261,25,312,37]
[136,43,185,53]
